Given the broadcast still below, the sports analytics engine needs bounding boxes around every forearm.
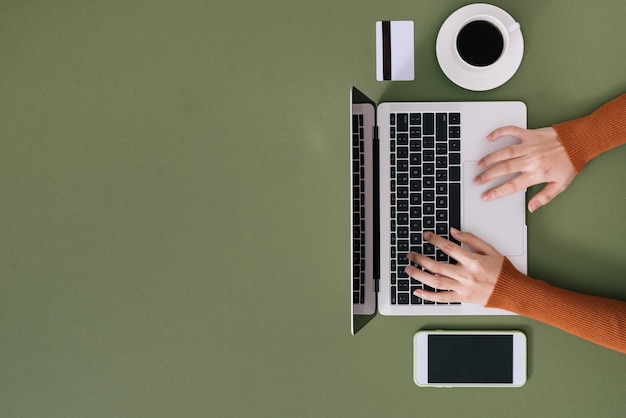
[553,93,626,173]
[487,259,626,354]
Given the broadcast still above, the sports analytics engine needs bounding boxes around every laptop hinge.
[373,125,380,293]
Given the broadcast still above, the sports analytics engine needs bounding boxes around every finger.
[422,232,469,264]
[450,228,499,256]
[407,251,458,277]
[405,266,459,292]
[414,288,460,304]
[487,125,527,142]
[528,182,566,213]
[477,145,526,171]
[475,157,524,185]
[480,172,537,201]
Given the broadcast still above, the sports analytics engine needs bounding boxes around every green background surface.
[1,0,625,417]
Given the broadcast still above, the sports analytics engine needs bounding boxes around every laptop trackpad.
[462,162,525,256]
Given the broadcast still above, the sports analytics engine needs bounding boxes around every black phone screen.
[428,334,513,383]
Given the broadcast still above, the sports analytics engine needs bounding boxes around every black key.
[436,196,447,208]
[436,156,447,168]
[410,233,422,245]
[410,153,421,165]
[450,113,461,124]
[450,166,461,181]
[398,280,410,291]
[449,126,461,138]
[423,242,435,255]
[397,160,409,172]
[423,113,434,135]
[397,200,409,211]
[423,190,435,201]
[397,133,409,145]
[398,227,409,238]
[424,217,435,229]
[436,223,447,235]
[391,286,397,304]
[398,240,409,252]
[436,210,447,221]
[411,287,423,305]
[450,183,461,231]
[423,176,435,188]
[423,136,435,148]
[352,115,360,133]
[410,167,421,178]
[410,219,421,230]
[390,127,396,138]
[410,139,421,152]
[410,127,422,138]
[410,113,421,125]
[424,163,435,175]
[436,183,447,194]
[390,113,396,125]
[397,172,408,185]
[410,180,421,192]
[450,140,461,151]
[436,170,447,181]
[436,143,448,155]
[450,153,461,165]
[410,193,421,206]
[436,113,447,140]
[410,206,421,218]
[423,150,434,162]
[398,213,409,225]
[398,267,409,278]
[398,293,410,305]
[424,203,435,215]
[398,113,408,132]
[397,146,408,158]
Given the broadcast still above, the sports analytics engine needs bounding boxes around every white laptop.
[350,86,527,334]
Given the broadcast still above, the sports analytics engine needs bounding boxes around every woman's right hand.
[473,126,577,213]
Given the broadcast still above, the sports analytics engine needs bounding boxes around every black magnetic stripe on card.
[382,21,391,80]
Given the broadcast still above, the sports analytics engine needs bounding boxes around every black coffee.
[456,20,504,67]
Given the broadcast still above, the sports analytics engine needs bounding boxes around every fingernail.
[424,231,432,240]
[405,266,414,275]
[481,192,490,201]
[450,227,460,234]
[474,176,482,184]
[477,160,485,168]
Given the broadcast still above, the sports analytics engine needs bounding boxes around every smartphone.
[413,330,527,387]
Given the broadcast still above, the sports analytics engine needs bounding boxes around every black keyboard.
[352,114,366,304]
[388,112,462,305]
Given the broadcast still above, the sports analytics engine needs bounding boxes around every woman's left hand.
[405,228,505,305]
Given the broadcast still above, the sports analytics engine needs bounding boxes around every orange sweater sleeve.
[486,259,626,354]
[553,93,626,173]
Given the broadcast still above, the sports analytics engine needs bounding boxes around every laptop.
[350,86,527,334]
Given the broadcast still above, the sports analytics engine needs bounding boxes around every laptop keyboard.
[352,114,366,304]
[389,112,462,305]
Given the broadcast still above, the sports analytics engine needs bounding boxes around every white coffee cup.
[454,14,521,69]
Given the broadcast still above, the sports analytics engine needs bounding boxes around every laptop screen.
[350,87,377,334]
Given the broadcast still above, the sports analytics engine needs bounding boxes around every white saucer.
[436,4,524,91]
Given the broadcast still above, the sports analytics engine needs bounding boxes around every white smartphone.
[413,330,527,387]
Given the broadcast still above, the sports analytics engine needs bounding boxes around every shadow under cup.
[456,20,504,67]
